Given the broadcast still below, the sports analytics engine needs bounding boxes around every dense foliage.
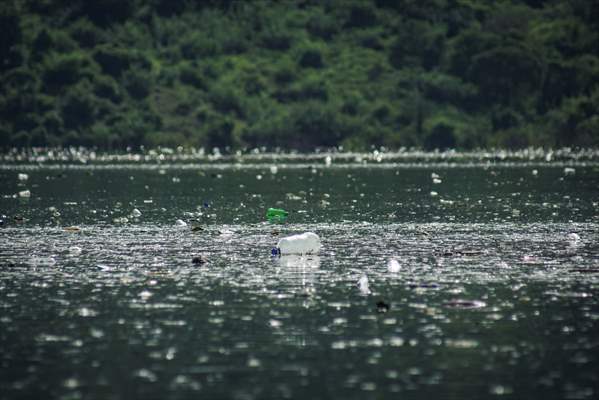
[1,0,598,150]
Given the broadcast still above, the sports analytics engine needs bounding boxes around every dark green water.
[1,158,598,399]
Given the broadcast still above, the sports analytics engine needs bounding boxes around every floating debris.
[376,300,390,313]
[358,275,371,295]
[18,190,31,198]
[444,299,486,309]
[387,258,401,273]
[408,282,439,290]
[569,268,599,274]
[564,167,576,175]
[438,249,483,257]
[29,256,57,267]
[567,232,580,243]
[68,246,82,256]
[131,208,142,218]
[277,232,321,255]
[266,207,288,223]
[190,219,204,232]
[192,255,208,265]
[175,219,187,227]
[63,226,81,232]
[18,173,29,181]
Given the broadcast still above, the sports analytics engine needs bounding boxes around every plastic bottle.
[276,232,321,255]
[266,208,288,223]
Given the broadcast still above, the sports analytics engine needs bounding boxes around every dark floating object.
[444,299,486,309]
[569,268,599,274]
[408,282,439,290]
[192,255,208,265]
[376,300,390,313]
[439,249,483,257]
[14,215,24,223]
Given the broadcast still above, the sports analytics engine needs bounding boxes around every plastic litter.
[29,256,56,266]
[190,219,204,231]
[358,275,371,295]
[564,167,576,175]
[18,190,31,198]
[175,219,187,227]
[266,208,288,223]
[68,246,82,256]
[276,232,321,255]
[18,173,29,181]
[131,208,142,218]
[387,258,401,273]
[192,255,208,265]
[376,300,390,313]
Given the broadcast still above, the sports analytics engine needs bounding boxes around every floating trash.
[131,208,142,218]
[358,275,371,295]
[266,208,288,223]
[68,246,82,256]
[567,232,580,242]
[18,173,29,181]
[18,190,31,198]
[276,232,321,255]
[192,255,208,265]
[269,165,278,174]
[175,219,187,227]
[387,259,401,273]
[29,256,57,267]
[190,219,203,232]
[376,300,390,313]
[444,299,486,309]
[63,226,81,232]
[564,167,576,175]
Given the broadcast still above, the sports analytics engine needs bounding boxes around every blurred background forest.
[1,0,598,151]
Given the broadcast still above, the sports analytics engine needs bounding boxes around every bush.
[209,84,245,117]
[42,52,94,93]
[93,45,131,77]
[180,32,219,59]
[179,64,205,89]
[297,47,324,69]
[93,74,122,102]
[123,70,152,100]
[259,23,293,51]
[61,83,97,129]
[70,18,106,48]
[307,12,339,40]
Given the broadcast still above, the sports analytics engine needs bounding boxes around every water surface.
[1,152,598,399]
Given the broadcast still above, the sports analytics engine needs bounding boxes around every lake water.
[1,150,598,399]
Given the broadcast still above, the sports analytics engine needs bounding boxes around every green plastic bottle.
[266,208,288,223]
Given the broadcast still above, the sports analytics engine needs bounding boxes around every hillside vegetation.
[1,0,598,150]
